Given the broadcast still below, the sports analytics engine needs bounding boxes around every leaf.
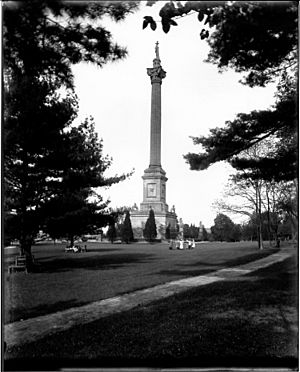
[204,14,210,25]
[150,20,157,30]
[198,11,204,22]
[144,16,154,21]
[162,18,171,33]
[200,29,209,40]
[146,0,157,6]
[169,19,178,26]
[143,19,149,30]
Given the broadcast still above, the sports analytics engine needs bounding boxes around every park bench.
[8,254,35,274]
[8,255,26,274]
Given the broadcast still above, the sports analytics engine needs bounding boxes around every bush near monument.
[121,211,134,243]
[106,223,117,244]
[143,209,157,242]
[211,214,241,242]
[165,224,171,240]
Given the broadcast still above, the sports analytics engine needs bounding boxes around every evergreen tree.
[189,224,199,239]
[107,223,117,244]
[202,227,208,241]
[183,224,190,239]
[143,209,157,242]
[165,224,171,240]
[145,2,297,86]
[121,211,134,243]
[211,213,236,242]
[41,118,127,247]
[3,1,138,262]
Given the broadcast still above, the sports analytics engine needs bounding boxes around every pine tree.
[211,214,236,242]
[143,209,157,242]
[40,118,128,247]
[121,211,134,244]
[107,223,117,244]
[3,1,138,262]
[165,224,171,240]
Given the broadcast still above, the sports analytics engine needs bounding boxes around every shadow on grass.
[157,268,216,277]
[158,249,280,277]
[35,248,123,262]
[7,299,86,324]
[33,253,155,273]
[78,248,123,253]
[5,258,297,369]
[4,356,297,371]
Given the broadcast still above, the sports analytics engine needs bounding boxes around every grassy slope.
[4,241,279,322]
[5,255,298,370]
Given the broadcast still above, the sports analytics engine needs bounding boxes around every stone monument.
[130,42,178,240]
[198,221,205,240]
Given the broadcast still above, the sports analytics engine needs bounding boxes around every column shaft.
[150,81,161,166]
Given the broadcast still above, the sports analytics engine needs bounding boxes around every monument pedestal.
[130,210,177,240]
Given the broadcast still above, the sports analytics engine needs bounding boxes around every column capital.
[147,66,166,83]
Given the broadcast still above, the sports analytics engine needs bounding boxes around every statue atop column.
[155,41,160,60]
[147,41,166,83]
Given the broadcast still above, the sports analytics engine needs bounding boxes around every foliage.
[121,211,134,243]
[201,226,208,241]
[183,224,200,239]
[211,213,241,242]
[3,1,138,257]
[165,224,171,240]
[241,212,295,243]
[184,8,298,181]
[143,209,157,242]
[40,118,126,246]
[214,141,298,248]
[4,1,139,88]
[185,76,297,181]
[145,2,297,86]
[106,223,117,244]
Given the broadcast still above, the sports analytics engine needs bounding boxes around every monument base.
[130,210,178,240]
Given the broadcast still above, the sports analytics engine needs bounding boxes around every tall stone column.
[130,42,178,240]
[147,42,166,168]
[140,41,168,214]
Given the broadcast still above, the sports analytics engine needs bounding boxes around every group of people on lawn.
[65,245,87,253]
[169,239,196,250]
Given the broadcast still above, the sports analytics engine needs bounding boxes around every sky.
[72,2,278,228]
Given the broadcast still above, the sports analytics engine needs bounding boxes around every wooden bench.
[8,264,27,274]
[8,255,34,274]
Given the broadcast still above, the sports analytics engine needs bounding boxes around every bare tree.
[214,140,297,249]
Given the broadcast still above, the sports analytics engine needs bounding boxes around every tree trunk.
[265,187,272,247]
[255,181,264,250]
[20,234,34,271]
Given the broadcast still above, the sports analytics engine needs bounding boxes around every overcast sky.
[72,2,277,228]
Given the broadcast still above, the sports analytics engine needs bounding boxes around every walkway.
[5,250,293,348]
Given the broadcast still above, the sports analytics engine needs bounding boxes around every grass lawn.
[5,254,297,370]
[4,241,281,323]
